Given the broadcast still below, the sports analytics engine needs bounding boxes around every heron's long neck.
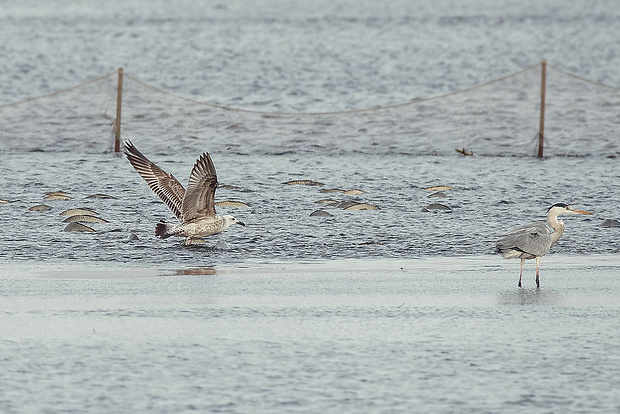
[547,213,565,247]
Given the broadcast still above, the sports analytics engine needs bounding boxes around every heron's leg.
[518,258,525,288]
[535,257,541,288]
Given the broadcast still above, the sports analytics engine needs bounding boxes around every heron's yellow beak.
[572,209,592,215]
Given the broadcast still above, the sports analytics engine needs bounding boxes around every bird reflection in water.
[498,288,563,306]
[176,267,216,276]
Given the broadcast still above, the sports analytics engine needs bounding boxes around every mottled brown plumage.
[124,141,244,245]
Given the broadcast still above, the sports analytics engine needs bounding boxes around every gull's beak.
[238,221,246,226]
[571,208,592,215]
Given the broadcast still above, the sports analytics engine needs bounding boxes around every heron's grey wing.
[181,152,218,221]
[124,141,186,221]
[497,221,553,257]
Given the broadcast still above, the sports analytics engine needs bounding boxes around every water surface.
[2,257,620,413]
[1,1,620,412]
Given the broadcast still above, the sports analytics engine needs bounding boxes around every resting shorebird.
[496,203,591,288]
[124,141,245,245]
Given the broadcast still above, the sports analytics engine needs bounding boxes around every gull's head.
[547,203,592,217]
[224,215,246,227]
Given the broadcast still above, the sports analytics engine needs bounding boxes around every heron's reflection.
[498,288,563,306]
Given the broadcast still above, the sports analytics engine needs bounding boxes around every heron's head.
[224,215,246,227]
[548,203,592,217]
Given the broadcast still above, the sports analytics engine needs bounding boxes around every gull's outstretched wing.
[124,141,186,221]
[497,221,553,258]
[181,152,218,221]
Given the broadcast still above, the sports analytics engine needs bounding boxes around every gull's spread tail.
[155,220,175,239]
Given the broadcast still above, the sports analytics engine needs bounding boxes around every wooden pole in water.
[114,67,124,152]
[537,60,546,158]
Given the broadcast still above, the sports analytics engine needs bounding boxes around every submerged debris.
[310,209,333,217]
[423,185,454,192]
[344,189,365,195]
[62,215,109,224]
[45,194,72,200]
[319,188,365,195]
[601,219,620,228]
[456,147,474,156]
[213,240,230,250]
[423,203,452,212]
[284,180,324,186]
[315,199,339,206]
[428,191,447,198]
[343,203,380,211]
[59,208,98,216]
[336,201,360,209]
[86,193,117,199]
[29,204,53,212]
[320,188,346,193]
[357,241,383,246]
[63,223,96,232]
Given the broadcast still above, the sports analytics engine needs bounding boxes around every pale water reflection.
[498,288,564,306]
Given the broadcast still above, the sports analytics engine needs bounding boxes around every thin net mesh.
[0,63,618,156]
[544,66,620,156]
[0,73,119,153]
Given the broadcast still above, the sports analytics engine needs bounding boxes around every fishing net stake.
[537,60,546,158]
[114,67,124,152]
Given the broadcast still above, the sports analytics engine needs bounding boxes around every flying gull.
[124,141,245,245]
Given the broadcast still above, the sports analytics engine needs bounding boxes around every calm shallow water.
[2,257,620,413]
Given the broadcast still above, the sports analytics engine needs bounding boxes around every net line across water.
[0,62,618,157]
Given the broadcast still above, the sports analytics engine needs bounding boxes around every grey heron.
[496,203,592,288]
[124,141,245,246]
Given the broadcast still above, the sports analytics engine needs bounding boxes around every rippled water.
[1,152,618,266]
[2,0,620,112]
[2,1,620,413]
